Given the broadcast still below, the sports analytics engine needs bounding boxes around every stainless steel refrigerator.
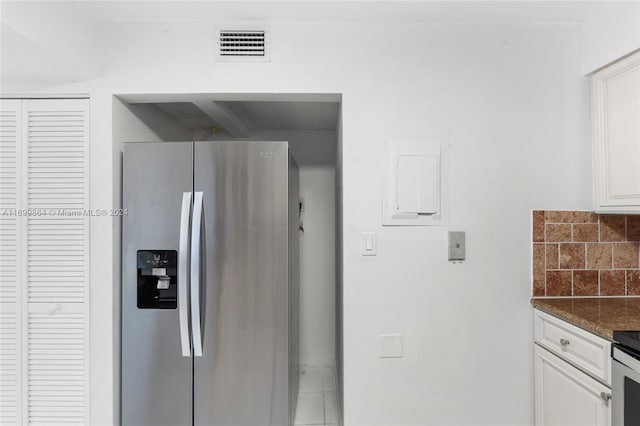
[122,141,300,426]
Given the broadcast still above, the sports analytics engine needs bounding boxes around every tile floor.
[294,364,339,425]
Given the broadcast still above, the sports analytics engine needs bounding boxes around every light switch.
[361,232,377,256]
[379,334,403,358]
[448,231,465,261]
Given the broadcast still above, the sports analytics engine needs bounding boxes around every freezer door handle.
[190,191,204,357]
[178,192,192,357]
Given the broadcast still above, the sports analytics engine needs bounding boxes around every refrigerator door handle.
[190,191,204,357]
[178,192,192,357]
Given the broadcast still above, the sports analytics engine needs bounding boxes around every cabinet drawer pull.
[600,392,612,402]
[560,338,570,347]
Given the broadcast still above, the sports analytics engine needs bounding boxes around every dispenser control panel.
[137,250,177,309]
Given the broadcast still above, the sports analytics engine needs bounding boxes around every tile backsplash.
[532,210,640,297]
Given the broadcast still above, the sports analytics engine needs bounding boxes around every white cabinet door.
[592,50,640,213]
[535,344,611,426]
[0,98,89,425]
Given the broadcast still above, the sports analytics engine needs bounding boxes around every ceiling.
[226,101,339,131]
[120,94,340,133]
[66,1,613,24]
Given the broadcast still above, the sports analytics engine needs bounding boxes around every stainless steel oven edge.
[612,346,640,426]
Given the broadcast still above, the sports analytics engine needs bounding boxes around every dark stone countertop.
[531,297,640,341]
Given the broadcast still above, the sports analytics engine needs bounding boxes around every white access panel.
[396,155,437,214]
[382,142,448,226]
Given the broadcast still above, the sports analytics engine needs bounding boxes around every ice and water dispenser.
[137,250,177,309]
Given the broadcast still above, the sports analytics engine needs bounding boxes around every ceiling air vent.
[216,30,270,62]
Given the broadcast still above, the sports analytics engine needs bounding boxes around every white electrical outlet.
[379,334,403,358]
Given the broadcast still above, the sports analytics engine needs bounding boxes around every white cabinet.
[0,98,90,425]
[534,310,611,385]
[592,50,640,213]
[534,345,612,426]
[533,310,612,426]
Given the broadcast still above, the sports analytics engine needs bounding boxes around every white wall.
[580,1,640,73]
[0,1,102,87]
[299,166,336,365]
[335,105,344,420]
[2,13,598,426]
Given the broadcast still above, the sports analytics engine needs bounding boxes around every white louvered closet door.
[0,98,90,425]
[1,99,23,426]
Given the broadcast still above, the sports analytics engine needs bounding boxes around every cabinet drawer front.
[534,310,611,385]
